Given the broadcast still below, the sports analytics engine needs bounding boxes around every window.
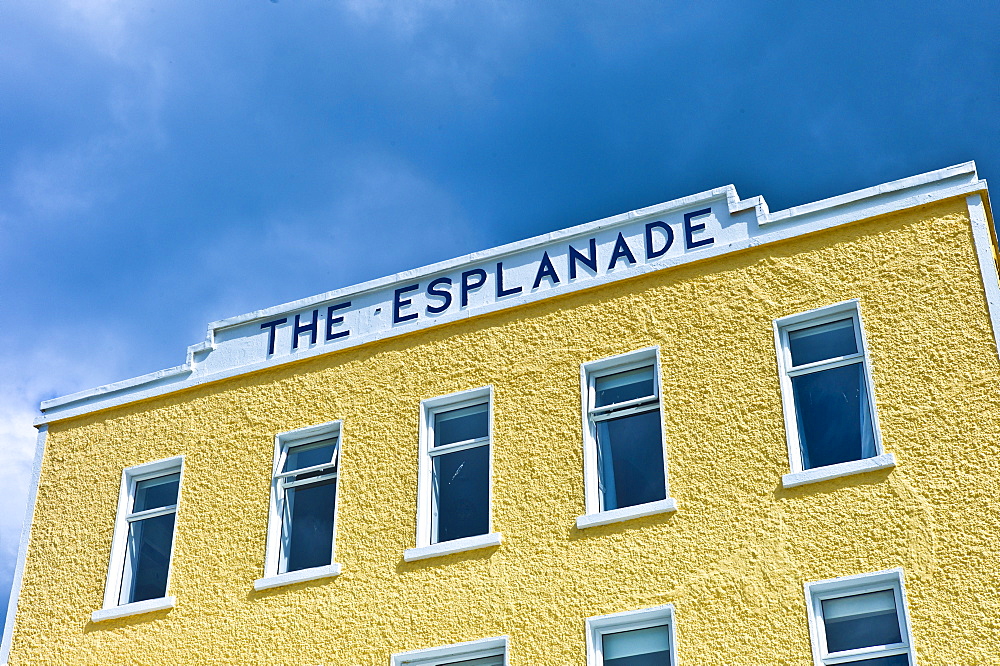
[255,421,343,591]
[587,605,677,666]
[774,301,894,488]
[391,636,508,666]
[578,348,676,528]
[405,386,501,562]
[805,569,915,666]
[93,457,182,622]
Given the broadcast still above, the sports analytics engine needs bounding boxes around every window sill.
[253,563,343,591]
[576,497,678,529]
[782,453,896,489]
[404,532,502,562]
[91,596,176,623]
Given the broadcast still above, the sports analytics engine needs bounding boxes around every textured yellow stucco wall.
[10,196,1000,665]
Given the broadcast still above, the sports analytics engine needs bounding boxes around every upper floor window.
[93,456,183,621]
[805,569,914,666]
[587,605,677,666]
[405,386,501,561]
[255,421,343,590]
[774,301,894,487]
[578,348,676,528]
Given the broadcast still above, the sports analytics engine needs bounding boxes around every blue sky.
[1,0,998,630]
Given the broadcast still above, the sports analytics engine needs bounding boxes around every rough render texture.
[9,196,1000,664]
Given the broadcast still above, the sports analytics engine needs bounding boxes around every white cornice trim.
[36,163,988,425]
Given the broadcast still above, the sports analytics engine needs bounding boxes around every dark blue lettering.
[260,318,287,356]
[461,269,487,307]
[532,252,561,289]
[292,310,319,350]
[645,221,675,260]
[393,284,420,323]
[496,262,522,298]
[569,239,598,279]
[325,302,351,341]
[607,233,637,270]
[683,208,714,249]
[426,277,453,314]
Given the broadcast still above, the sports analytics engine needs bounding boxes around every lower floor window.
[120,472,181,604]
[806,569,914,666]
[775,302,884,474]
[587,605,676,666]
[264,421,342,579]
[391,636,507,666]
[417,387,494,548]
[101,457,183,611]
[582,349,670,516]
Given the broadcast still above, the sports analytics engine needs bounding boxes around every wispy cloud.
[193,151,488,320]
[0,399,37,632]
[0,337,136,629]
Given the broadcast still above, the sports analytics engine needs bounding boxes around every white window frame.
[805,568,916,666]
[92,456,183,623]
[586,604,677,666]
[774,300,895,488]
[391,635,509,666]
[577,347,677,529]
[254,420,344,591]
[405,386,502,562]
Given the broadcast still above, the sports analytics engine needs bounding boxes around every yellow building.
[3,162,1000,665]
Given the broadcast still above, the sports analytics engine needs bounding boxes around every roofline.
[37,162,988,425]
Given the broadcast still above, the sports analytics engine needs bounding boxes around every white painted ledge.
[404,532,502,562]
[782,453,896,489]
[253,563,342,591]
[576,497,678,529]
[90,596,176,623]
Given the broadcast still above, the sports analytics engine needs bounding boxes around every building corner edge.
[0,425,48,665]
[966,192,1000,362]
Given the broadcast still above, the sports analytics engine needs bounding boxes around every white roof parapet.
[37,162,988,425]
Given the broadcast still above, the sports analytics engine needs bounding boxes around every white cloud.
[0,401,38,571]
[0,379,44,631]
[0,335,138,627]
[55,0,147,61]
[0,0,173,235]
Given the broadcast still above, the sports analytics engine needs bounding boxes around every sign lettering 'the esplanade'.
[259,208,716,357]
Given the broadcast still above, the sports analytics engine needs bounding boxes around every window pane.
[792,363,876,469]
[843,656,909,666]
[442,656,504,666]
[120,513,175,603]
[788,318,857,366]
[603,625,672,665]
[823,590,902,653]
[596,409,666,510]
[434,403,489,447]
[132,473,180,512]
[283,439,337,473]
[433,444,489,542]
[595,366,655,407]
[280,478,336,573]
